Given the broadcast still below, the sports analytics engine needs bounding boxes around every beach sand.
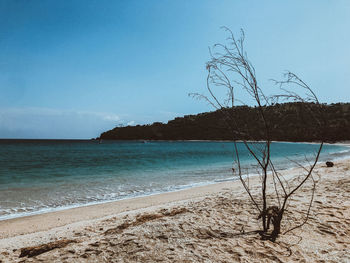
[0,158,350,262]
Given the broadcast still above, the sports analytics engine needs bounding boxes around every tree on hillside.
[190,28,325,241]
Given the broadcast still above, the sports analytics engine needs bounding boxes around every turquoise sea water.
[0,140,349,220]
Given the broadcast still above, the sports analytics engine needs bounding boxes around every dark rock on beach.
[326,161,334,167]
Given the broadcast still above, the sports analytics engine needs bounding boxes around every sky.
[0,0,350,139]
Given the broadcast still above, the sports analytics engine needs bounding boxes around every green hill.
[100,102,350,142]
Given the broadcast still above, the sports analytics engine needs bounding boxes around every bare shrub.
[190,27,324,241]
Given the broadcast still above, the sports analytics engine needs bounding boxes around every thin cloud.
[0,107,128,139]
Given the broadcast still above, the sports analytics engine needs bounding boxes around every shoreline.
[0,155,348,239]
[1,157,350,262]
[0,180,242,239]
[0,180,223,222]
[1,142,349,224]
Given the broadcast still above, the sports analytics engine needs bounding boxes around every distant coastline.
[100,102,350,142]
[2,138,350,148]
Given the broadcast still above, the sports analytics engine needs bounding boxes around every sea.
[0,140,349,220]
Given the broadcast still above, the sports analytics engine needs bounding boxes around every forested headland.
[100,102,350,142]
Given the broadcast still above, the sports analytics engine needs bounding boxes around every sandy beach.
[0,158,350,262]
[2,0,350,261]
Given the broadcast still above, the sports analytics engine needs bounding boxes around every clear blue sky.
[1,0,349,139]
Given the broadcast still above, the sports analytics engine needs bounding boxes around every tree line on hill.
[99,102,350,142]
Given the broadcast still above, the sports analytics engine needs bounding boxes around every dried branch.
[190,27,324,241]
